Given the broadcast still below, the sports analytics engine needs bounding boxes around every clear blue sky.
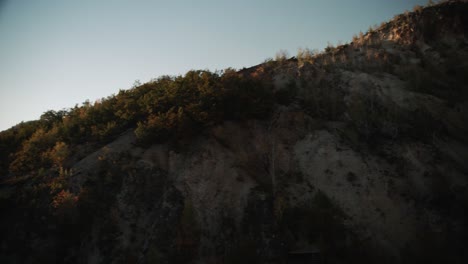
[0,0,428,131]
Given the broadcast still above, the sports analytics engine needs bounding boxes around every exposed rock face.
[1,1,468,263]
[62,103,466,263]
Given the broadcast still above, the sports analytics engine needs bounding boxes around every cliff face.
[1,1,468,263]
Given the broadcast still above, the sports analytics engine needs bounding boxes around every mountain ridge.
[1,1,468,263]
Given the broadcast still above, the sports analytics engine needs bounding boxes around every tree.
[9,127,59,175]
[45,141,70,168]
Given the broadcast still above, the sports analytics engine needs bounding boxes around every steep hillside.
[1,1,468,263]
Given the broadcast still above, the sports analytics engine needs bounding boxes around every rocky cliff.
[1,1,468,263]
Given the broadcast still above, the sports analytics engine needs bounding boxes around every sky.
[0,0,428,131]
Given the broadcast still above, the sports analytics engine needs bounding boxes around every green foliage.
[9,127,59,175]
[221,71,274,119]
[40,110,67,128]
[135,70,274,144]
[135,107,188,144]
[44,142,70,168]
[49,167,72,195]
[297,48,316,64]
[0,121,41,176]
[1,69,276,176]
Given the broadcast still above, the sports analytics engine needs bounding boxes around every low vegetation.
[0,69,277,178]
[0,1,467,263]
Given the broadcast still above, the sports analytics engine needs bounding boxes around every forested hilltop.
[1,1,468,263]
[0,69,275,176]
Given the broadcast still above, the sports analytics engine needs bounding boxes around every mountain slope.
[1,1,468,263]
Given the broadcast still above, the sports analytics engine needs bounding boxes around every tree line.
[0,69,275,177]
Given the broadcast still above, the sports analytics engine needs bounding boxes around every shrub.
[135,107,187,144]
[297,48,316,64]
[9,127,59,175]
[275,49,289,62]
[44,141,70,168]
[49,167,72,195]
[52,189,78,209]
[52,189,79,225]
